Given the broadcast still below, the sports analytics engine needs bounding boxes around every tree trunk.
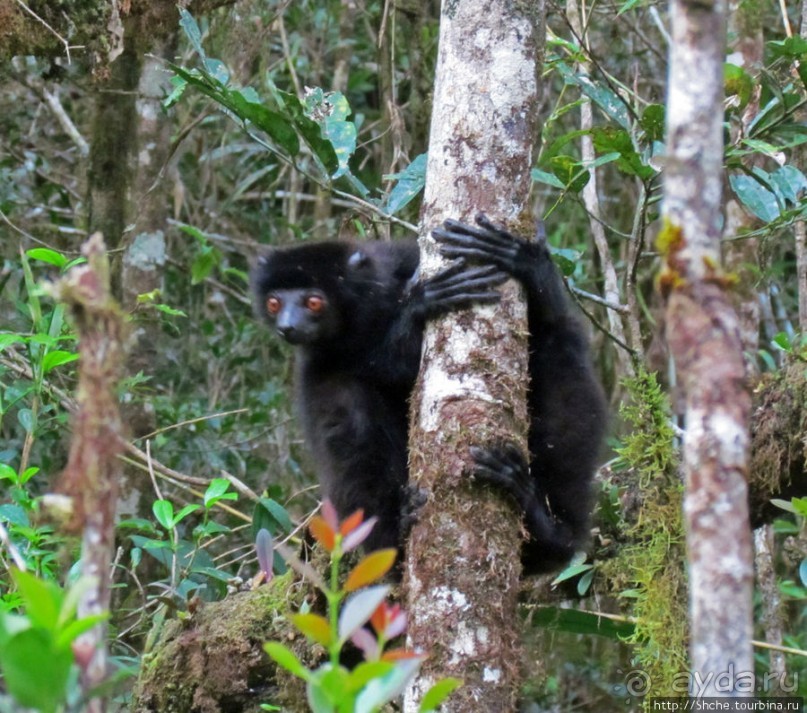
[662,0,754,694]
[403,1,543,710]
[54,235,127,712]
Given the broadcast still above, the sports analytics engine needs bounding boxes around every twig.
[42,87,90,156]
[12,0,83,63]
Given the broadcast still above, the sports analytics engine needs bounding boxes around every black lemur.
[252,215,606,573]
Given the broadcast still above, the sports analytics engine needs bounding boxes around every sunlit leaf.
[25,248,67,268]
[419,677,463,712]
[12,570,62,631]
[292,613,332,647]
[152,500,174,530]
[264,642,311,680]
[41,350,78,374]
[204,478,232,506]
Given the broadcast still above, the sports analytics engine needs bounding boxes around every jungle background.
[0,0,806,711]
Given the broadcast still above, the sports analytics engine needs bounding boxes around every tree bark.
[53,234,127,712]
[662,0,754,694]
[403,1,543,710]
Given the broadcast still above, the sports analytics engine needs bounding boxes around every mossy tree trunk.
[403,1,544,710]
[661,0,754,693]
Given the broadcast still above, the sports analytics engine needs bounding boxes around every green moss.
[131,572,300,713]
[606,368,688,700]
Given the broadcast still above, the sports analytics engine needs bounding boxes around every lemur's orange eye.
[266,296,282,315]
[306,295,326,313]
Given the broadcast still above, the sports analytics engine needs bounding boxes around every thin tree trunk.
[403,1,544,710]
[662,0,754,694]
[55,235,127,712]
[566,0,633,378]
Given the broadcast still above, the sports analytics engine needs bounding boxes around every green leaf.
[640,104,665,142]
[55,613,107,650]
[25,248,67,268]
[252,498,294,539]
[551,562,593,586]
[419,677,463,712]
[591,127,655,179]
[154,304,188,317]
[17,408,34,434]
[194,521,232,539]
[227,88,300,155]
[0,627,73,713]
[152,500,175,530]
[204,478,233,507]
[771,332,791,352]
[346,661,394,692]
[307,663,351,712]
[273,88,339,174]
[767,35,807,59]
[385,153,427,215]
[319,92,357,179]
[549,155,589,192]
[791,497,807,518]
[767,165,807,205]
[724,63,753,109]
[529,606,635,639]
[191,245,221,285]
[264,642,311,680]
[577,568,595,596]
[616,0,644,13]
[163,75,188,108]
[174,503,201,525]
[19,466,39,485]
[355,657,422,712]
[0,504,29,527]
[203,58,230,85]
[0,463,17,483]
[41,350,79,374]
[555,63,630,129]
[551,247,582,278]
[12,569,62,631]
[729,174,780,222]
[178,8,206,60]
[531,168,565,189]
[0,333,25,352]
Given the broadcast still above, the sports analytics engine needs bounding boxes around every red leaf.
[309,515,336,552]
[340,509,364,536]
